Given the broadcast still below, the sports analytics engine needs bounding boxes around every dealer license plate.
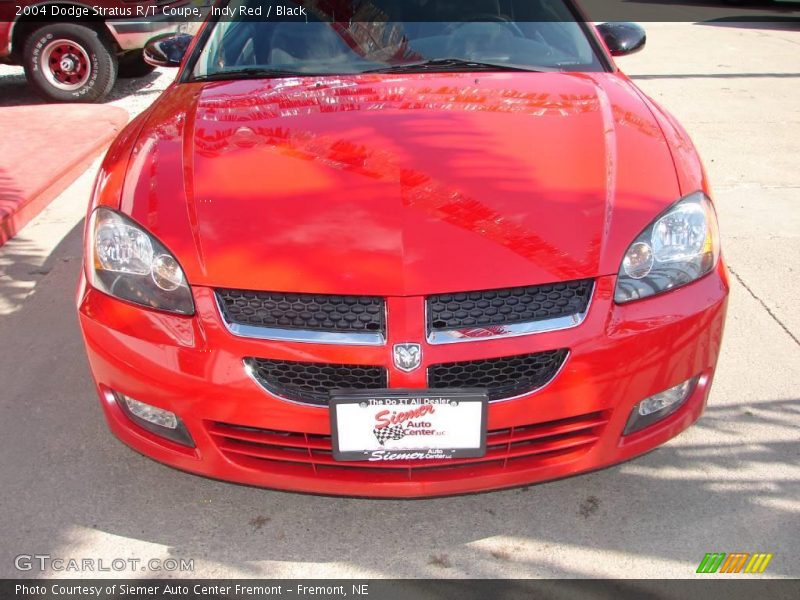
[330,389,487,462]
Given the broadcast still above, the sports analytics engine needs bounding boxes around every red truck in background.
[0,0,200,102]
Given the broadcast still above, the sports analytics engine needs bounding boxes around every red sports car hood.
[119,72,681,296]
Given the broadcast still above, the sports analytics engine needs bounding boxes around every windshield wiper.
[363,58,553,74]
[190,59,552,82]
[191,68,313,82]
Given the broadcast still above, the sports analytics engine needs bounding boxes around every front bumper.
[77,263,728,498]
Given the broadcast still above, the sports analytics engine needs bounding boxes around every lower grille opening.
[207,411,608,480]
[245,358,387,406]
[428,349,568,401]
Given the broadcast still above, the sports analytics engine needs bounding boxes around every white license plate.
[330,389,487,462]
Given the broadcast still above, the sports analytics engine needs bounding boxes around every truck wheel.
[118,50,157,78]
[23,24,117,103]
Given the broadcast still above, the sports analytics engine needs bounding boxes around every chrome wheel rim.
[40,39,91,91]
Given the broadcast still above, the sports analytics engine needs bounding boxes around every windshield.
[189,0,604,81]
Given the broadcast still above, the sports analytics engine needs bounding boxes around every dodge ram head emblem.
[393,343,422,372]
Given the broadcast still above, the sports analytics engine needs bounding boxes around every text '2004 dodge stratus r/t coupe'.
[77,0,729,497]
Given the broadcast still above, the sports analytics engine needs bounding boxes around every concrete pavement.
[0,23,798,579]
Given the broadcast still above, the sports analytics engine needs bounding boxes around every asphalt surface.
[0,22,798,579]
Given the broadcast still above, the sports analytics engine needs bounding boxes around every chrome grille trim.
[427,282,594,345]
[215,294,386,346]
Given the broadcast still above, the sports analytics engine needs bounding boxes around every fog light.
[114,393,194,447]
[123,395,179,428]
[624,377,699,435]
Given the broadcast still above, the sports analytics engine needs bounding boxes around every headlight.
[88,207,195,315]
[614,192,720,303]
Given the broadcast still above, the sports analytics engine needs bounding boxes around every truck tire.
[118,50,157,78]
[23,24,117,103]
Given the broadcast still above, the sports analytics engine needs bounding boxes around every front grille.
[207,411,608,480]
[246,358,387,405]
[216,289,385,333]
[249,351,567,405]
[427,280,593,332]
[428,350,568,401]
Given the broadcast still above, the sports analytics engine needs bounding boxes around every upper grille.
[428,350,568,401]
[246,358,387,405]
[427,280,593,332]
[217,289,385,333]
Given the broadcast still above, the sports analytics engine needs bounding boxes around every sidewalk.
[0,104,128,246]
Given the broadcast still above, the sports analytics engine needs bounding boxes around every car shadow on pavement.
[104,70,169,104]
[0,168,54,314]
[0,234,45,314]
[0,68,166,108]
[0,168,25,245]
[1,220,798,579]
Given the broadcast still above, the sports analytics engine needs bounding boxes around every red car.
[0,0,198,102]
[77,1,729,497]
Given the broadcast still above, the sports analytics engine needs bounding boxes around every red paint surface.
[109,72,683,295]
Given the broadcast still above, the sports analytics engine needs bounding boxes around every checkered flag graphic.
[373,424,405,446]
